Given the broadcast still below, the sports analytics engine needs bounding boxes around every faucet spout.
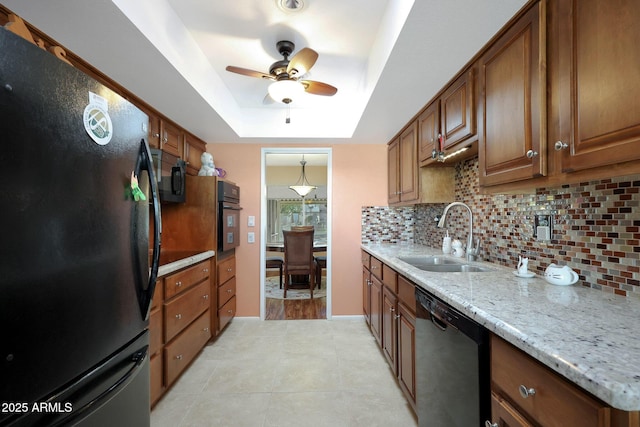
[437,202,479,261]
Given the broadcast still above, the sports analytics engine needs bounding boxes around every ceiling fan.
[225,40,338,104]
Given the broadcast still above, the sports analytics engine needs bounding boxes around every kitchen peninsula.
[363,243,640,425]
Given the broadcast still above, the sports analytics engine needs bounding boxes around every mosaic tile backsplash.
[362,157,640,297]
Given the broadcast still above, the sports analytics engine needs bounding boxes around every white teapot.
[544,263,579,286]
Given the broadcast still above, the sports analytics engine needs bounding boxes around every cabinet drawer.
[164,310,211,386]
[491,335,609,426]
[370,257,383,280]
[164,261,210,300]
[164,280,210,342]
[150,353,163,407]
[218,295,236,332]
[397,276,416,313]
[217,256,236,285]
[218,276,236,308]
[361,250,370,269]
[149,307,163,355]
[382,264,397,293]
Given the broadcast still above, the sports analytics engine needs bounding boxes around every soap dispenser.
[442,230,452,254]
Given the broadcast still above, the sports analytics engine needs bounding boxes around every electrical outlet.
[535,215,552,240]
[247,232,255,243]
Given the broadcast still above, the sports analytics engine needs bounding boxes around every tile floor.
[151,317,417,427]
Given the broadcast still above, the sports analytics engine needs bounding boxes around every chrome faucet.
[437,202,480,261]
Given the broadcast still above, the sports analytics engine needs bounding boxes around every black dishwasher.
[415,286,490,427]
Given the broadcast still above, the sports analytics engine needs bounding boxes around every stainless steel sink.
[398,256,460,266]
[399,256,493,273]
[414,264,494,273]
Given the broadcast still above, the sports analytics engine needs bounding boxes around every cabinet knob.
[394,314,401,320]
[485,422,498,427]
[153,133,160,138]
[175,281,182,287]
[203,294,209,300]
[203,268,209,273]
[175,354,183,360]
[519,384,536,398]
[390,306,395,312]
[175,314,182,319]
[228,309,233,314]
[526,149,538,158]
[227,289,232,293]
[227,268,232,272]
[554,140,569,151]
[203,327,209,332]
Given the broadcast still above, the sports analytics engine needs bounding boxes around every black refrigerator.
[0,27,161,426]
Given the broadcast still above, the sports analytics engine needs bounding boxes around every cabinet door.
[441,69,476,149]
[370,275,383,346]
[160,120,183,158]
[418,101,439,165]
[399,121,419,203]
[398,303,416,408]
[362,266,371,326]
[554,0,640,172]
[382,286,398,374]
[479,2,546,186]
[184,132,206,176]
[387,137,400,204]
[489,392,534,427]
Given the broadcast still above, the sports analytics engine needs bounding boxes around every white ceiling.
[3,0,527,145]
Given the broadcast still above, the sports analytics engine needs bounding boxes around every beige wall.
[207,143,388,317]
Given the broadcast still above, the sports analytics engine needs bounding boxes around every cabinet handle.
[227,289,232,293]
[554,140,568,151]
[203,327,209,332]
[153,133,160,138]
[228,309,233,314]
[175,314,182,319]
[394,314,401,320]
[203,268,209,273]
[390,307,395,312]
[163,131,168,142]
[519,384,536,398]
[371,265,378,270]
[526,149,538,158]
[203,294,209,300]
[485,422,498,427]
[227,268,232,272]
[175,354,183,360]
[175,281,182,287]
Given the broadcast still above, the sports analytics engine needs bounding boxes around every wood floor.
[265,297,326,320]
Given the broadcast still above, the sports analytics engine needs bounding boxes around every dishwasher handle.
[429,311,449,331]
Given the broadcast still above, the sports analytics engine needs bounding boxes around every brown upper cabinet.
[388,122,419,204]
[183,133,206,176]
[478,1,546,186]
[419,69,477,167]
[550,0,640,173]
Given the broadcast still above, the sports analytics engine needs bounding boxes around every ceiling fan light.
[268,80,304,104]
[277,0,305,13]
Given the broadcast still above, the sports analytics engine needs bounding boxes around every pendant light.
[289,155,317,197]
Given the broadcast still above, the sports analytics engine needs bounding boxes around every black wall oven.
[218,181,241,252]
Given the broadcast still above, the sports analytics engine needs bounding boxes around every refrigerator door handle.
[135,138,161,319]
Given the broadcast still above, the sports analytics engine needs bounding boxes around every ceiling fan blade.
[287,48,318,76]
[226,66,274,80]
[301,80,338,96]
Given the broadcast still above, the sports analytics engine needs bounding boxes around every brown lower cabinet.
[362,250,416,412]
[217,253,237,332]
[489,333,639,427]
[149,258,213,407]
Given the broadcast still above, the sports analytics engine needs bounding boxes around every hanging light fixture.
[289,155,317,197]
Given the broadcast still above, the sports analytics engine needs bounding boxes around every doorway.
[260,148,332,320]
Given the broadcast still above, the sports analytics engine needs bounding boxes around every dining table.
[265,241,327,252]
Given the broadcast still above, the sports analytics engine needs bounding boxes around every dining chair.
[282,228,316,299]
[265,256,284,288]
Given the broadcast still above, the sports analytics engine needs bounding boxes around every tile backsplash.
[362,157,640,297]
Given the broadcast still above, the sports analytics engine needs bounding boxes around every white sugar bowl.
[544,264,579,286]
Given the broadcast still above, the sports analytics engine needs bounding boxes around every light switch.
[247,232,255,243]
[248,215,255,227]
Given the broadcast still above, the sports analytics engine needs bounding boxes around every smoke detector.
[276,0,306,13]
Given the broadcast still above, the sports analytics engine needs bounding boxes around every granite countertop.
[157,250,215,277]
[362,243,640,411]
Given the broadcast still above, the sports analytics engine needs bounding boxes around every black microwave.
[150,148,186,203]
